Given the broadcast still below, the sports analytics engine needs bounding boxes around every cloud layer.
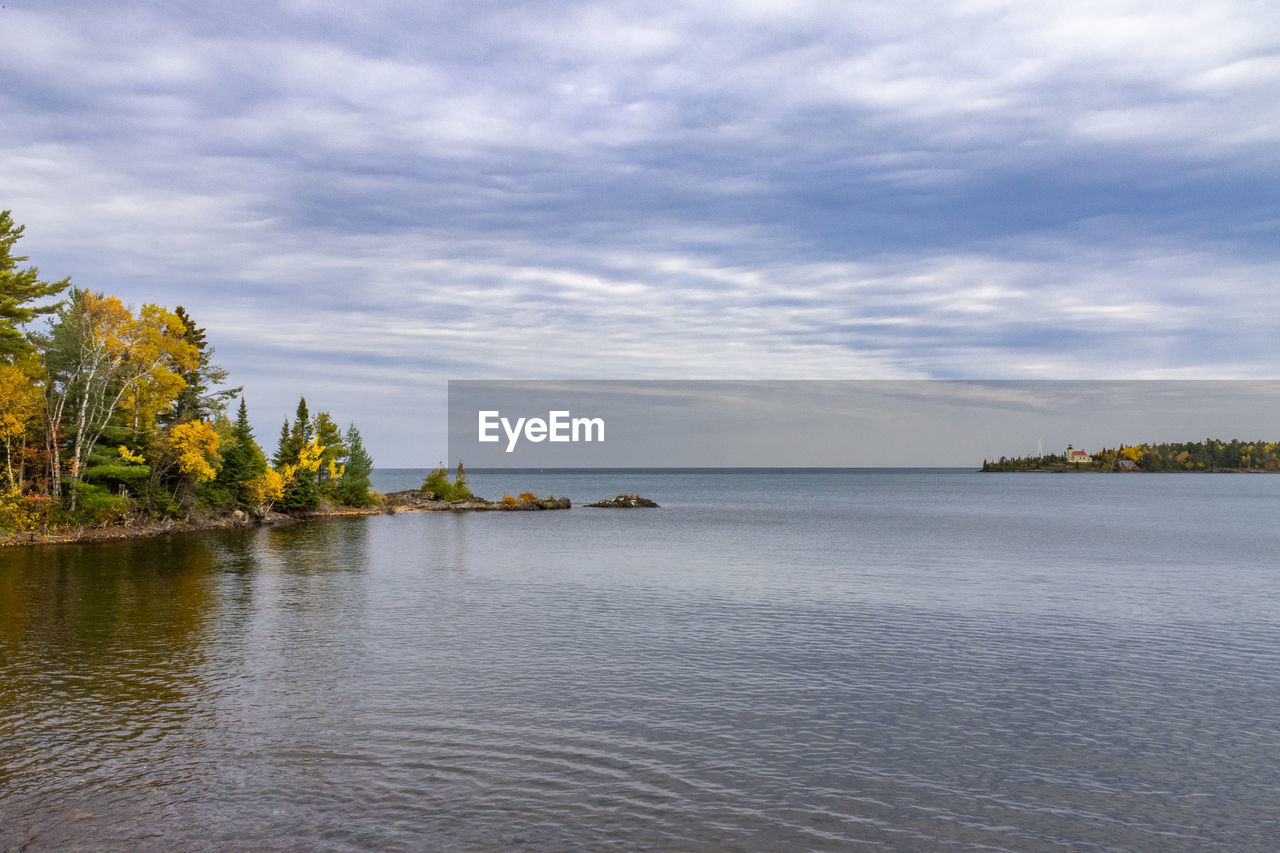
[3,0,1278,463]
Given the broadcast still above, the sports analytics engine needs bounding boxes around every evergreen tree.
[165,306,240,425]
[275,396,320,510]
[293,397,313,446]
[273,419,296,467]
[313,411,346,497]
[0,210,71,361]
[215,397,268,508]
[337,423,374,506]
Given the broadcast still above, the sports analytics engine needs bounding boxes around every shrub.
[518,491,537,504]
[422,462,473,502]
[501,494,518,506]
[0,491,55,534]
[68,483,129,527]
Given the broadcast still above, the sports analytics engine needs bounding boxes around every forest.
[983,439,1280,472]
[1,210,375,535]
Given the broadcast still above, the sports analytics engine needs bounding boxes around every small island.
[588,494,659,508]
[982,439,1280,472]
[380,462,569,512]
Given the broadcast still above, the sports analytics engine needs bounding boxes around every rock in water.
[587,494,659,508]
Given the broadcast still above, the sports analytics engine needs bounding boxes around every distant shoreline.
[981,466,1279,474]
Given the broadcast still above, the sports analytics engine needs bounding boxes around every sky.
[2,1,1278,465]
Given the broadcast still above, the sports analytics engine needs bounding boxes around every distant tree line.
[0,209,375,534]
[983,439,1280,472]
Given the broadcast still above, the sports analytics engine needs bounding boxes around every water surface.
[2,470,1277,850]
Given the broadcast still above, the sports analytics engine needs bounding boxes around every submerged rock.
[587,494,659,508]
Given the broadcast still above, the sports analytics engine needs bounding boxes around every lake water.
[2,469,1278,851]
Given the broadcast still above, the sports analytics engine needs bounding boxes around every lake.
[2,469,1277,851]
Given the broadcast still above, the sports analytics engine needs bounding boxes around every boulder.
[383,489,444,508]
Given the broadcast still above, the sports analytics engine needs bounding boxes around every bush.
[68,483,129,527]
[518,491,537,504]
[502,494,518,506]
[0,491,55,534]
[422,462,473,502]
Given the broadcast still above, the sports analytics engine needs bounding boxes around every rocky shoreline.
[1,490,680,548]
[1,491,579,548]
[0,505,387,548]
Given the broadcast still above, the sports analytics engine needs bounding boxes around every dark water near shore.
[3,470,1278,851]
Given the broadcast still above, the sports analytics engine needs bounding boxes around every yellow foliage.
[118,445,146,464]
[126,305,200,433]
[168,420,220,483]
[0,489,54,532]
[0,364,40,442]
[82,292,133,351]
[1119,445,1146,463]
[80,294,199,435]
[244,468,285,507]
[502,494,518,506]
[297,437,324,473]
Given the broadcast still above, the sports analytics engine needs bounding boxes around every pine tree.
[275,396,320,510]
[337,423,374,506]
[313,411,346,497]
[215,397,268,508]
[293,397,313,446]
[165,306,240,425]
[0,210,71,361]
[273,419,296,467]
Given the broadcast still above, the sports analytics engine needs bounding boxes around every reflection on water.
[2,472,1279,851]
[1,535,228,849]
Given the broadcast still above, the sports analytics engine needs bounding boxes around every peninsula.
[982,439,1280,472]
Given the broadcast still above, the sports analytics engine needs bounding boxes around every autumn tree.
[42,290,198,509]
[162,420,221,511]
[0,361,42,490]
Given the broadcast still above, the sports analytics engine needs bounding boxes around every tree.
[41,291,198,509]
[122,304,199,438]
[337,423,374,506]
[162,420,221,511]
[214,397,268,508]
[165,306,239,425]
[0,361,42,489]
[275,436,323,511]
[0,210,71,361]
[422,460,472,501]
[243,467,285,514]
[313,411,346,496]
[273,397,311,467]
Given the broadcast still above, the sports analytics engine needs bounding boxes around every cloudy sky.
[2,1,1278,464]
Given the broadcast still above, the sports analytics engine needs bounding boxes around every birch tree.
[43,291,198,509]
